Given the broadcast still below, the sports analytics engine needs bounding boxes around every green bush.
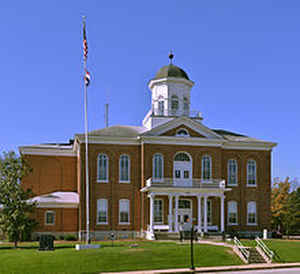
[64,234,77,241]
[59,235,65,240]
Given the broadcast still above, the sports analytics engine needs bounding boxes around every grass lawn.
[0,240,242,273]
[240,239,300,263]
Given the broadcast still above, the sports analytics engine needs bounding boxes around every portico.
[141,178,229,239]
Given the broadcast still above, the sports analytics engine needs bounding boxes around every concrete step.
[248,248,267,264]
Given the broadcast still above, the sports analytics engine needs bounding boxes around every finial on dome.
[168,50,174,64]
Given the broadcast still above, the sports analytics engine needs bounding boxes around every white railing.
[234,236,250,262]
[151,108,202,119]
[146,178,226,189]
[255,237,274,261]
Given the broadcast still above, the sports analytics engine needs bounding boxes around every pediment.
[142,117,223,139]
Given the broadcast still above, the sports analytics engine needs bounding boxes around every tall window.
[247,201,257,225]
[154,199,163,223]
[228,159,238,186]
[171,95,179,114]
[183,97,189,115]
[228,201,238,225]
[202,155,212,180]
[97,154,108,182]
[119,199,130,224]
[45,211,55,225]
[158,100,164,116]
[247,160,256,186]
[97,199,108,224]
[119,154,130,182]
[153,153,163,181]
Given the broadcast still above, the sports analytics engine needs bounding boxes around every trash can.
[39,234,55,251]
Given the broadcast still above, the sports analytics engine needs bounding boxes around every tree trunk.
[14,240,18,248]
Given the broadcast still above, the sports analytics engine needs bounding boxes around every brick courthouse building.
[20,57,276,240]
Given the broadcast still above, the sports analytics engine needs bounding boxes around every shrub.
[64,234,77,241]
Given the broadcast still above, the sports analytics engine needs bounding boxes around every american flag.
[84,70,91,86]
[83,20,88,61]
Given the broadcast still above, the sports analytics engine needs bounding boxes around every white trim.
[227,159,238,186]
[227,200,238,225]
[75,135,140,145]
[201,154,212,180]
[148,77,195,90]
[247,159,257,187]
[119,199,130,225]
[153,198,164,224]
[97,199,108,225]
[45,210,55,226]
[19,147,76,157]
[97,153,109,183]
[152,153,164,182]
[119,154,130,183]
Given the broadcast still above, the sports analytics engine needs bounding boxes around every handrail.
[233,236,250,262]
[255,237,274,261]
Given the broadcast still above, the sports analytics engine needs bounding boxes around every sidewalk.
[103,262,300,274]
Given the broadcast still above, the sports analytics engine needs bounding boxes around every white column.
[168,194,173,232]
[174,194,179,232]
[220,195,225,232]
[197,195,202,232]
[149,193,155,233]
[204,195,208,232]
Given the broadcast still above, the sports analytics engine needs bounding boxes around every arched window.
[176,128,189,137]
[97,154,108,182]
[97,199,108,224]
[171,95,179,114]
[119,199,130,224]
[228,201,238,225]
[174,152,190,162]
[247,201,257,225]
[247,160,256,186]
[153,153,163,181]
[202,155,212,180]
[183,97,189,115]
[119,154,130,182]
[228,159,238,186]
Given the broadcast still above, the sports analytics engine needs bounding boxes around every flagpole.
[83,16,90,245]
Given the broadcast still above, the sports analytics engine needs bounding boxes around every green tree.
[0,151,37,247]
[271,177,300,235]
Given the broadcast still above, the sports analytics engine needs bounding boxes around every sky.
[0,0,299,180]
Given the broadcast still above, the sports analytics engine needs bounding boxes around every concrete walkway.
[103,263,300,274]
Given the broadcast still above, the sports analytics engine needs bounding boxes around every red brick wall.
[22,155,77,196]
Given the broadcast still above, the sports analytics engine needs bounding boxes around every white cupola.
[143,53,200,129]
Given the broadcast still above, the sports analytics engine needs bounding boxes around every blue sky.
[0,1,299,180]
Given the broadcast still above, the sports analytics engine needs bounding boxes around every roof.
[212,129,266,142]
[154,64,190,80]
[28,192,79,208]
[88,125,149,137]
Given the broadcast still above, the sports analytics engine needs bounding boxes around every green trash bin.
[39,234,55,251]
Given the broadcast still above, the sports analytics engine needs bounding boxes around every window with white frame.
[158,100,164,116]
[247,160,256,186]
[153,153,163,181]
[202,155,212,180]
[228,201,238,225]
[119,199,130,224]
[97,199,108,224]
[45,211,55,225]
[171,95,179,114]
[176,128,189,137]
[228,159,238,186]
[153,199,163,223]
[97,154,108,182]
[119,154,130,182]
[247,201,257,225]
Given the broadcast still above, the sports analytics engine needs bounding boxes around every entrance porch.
[141,178,231,240]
